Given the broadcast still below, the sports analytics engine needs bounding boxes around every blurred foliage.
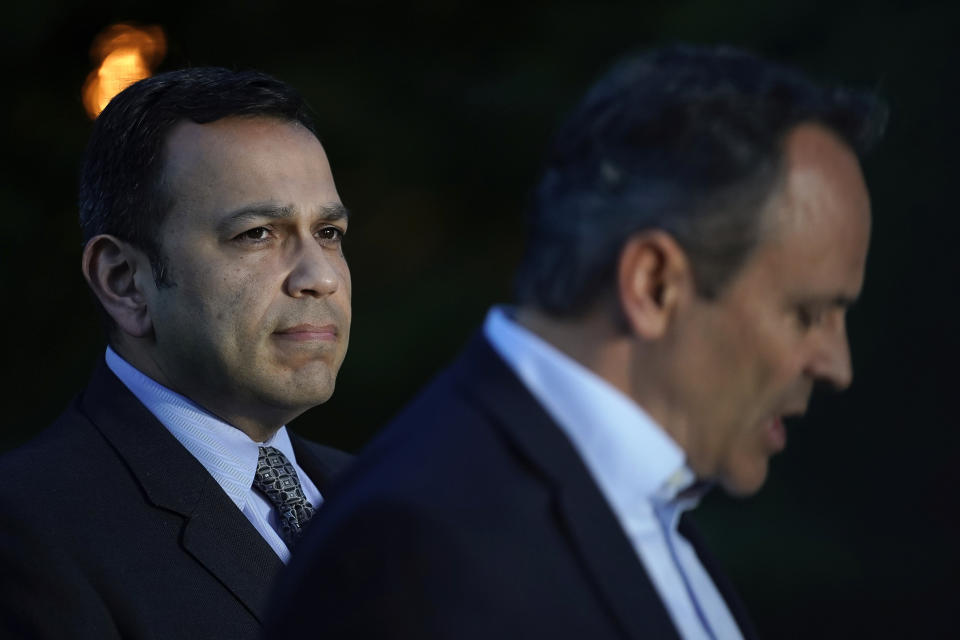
[1,1,957,637]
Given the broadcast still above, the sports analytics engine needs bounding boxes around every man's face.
[673,123,871,495]
[138,116,351,436]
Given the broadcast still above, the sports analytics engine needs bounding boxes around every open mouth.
[765,415,787,451]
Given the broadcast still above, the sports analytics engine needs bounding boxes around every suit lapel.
[79,361,283,623]
[179,481,285,623]
[554,483,683,640]
[454,335,682,640]
[289,434,352,492]
[678,514,760,640]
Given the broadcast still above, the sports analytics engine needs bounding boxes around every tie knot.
[253,446,315,547]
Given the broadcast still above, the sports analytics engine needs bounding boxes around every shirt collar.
[483,306,697,517]
[104,346,296,510]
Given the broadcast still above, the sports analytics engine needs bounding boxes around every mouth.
[273,323,338,342]
[764,416,787,452]
[764,406,805,453]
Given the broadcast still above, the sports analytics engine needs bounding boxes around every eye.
[796,305,825,330]
[235,226,274,243]
[316,225,345,247]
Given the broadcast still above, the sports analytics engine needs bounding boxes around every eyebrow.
[835,295,859,309]
[812,294,859,311]
[218,202,350,232]
[795,293,860,311]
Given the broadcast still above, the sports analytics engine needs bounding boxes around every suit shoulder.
[0,395,138,527]
[319,369,552,532]
[0,396,107,479]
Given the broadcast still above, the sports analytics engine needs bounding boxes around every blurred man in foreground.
[268,45,886,639]
[0,68,353,639]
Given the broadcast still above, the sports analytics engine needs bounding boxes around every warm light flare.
[82,24,166,119]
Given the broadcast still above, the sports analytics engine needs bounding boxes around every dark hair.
[78,66,319,286]
[514,44,887,315]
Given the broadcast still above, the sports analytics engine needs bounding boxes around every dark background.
[2,1,957,637]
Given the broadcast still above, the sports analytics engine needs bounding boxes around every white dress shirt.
[485,307,743,640]
[105,347,323,564]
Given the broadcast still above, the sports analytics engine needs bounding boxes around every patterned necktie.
[253,446,316,548]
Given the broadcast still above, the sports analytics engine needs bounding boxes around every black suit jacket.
[0,360,351,640]
[267,334,759,639]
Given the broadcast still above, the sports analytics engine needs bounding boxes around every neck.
[515,306,629,393]
[109,340,287,443]
[215,415,283,443]
[514,306,695,459]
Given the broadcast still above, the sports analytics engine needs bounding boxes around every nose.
[806,316,853,390]
[284,239,342,298]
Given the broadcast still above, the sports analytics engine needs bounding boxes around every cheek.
[757,330,809,397]
[709,324,785,439]
[712,319,767,403]
[332,259,352,317]
[192,271,271,341]
[743,310,804,391]
[335,257,352,296]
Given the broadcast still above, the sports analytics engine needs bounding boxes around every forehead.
[773,123,871,230]
[160,116,338,218]
[739,123,872,297]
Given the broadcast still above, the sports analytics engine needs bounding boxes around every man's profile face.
[139,116,351,434]
[674,123,871,495]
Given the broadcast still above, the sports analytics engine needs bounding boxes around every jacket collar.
[290,432,350,492]
[454,333,760,640]
[79,359,285,624]
[678,514,760,640]
[452,333,683,640]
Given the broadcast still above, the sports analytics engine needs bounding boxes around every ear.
[81,235,154,338]
[617,230,692,339]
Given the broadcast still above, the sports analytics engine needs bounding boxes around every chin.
[286,382,336,409]
[719,460,770,497]
[257,373,337,415]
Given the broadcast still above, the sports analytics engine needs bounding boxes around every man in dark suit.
[268,45,887,639]
[0,68,354,638]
